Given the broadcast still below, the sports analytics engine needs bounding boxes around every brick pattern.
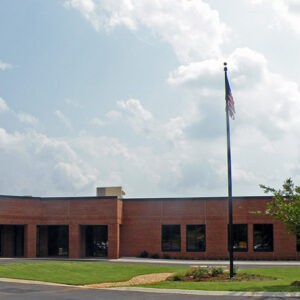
[0,196,299,260]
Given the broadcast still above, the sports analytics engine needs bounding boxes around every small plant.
[191,267,208,279]
[140,250,148,258]
[171,272,184,281]
[210,267,224,277]
[163,254,171,259]
[151,253,160,259]
[233,265,239,275]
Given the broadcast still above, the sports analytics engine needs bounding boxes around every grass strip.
[137,267,300,292]
[0,262,188,285]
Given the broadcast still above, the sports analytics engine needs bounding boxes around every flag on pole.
[225,73,235,120]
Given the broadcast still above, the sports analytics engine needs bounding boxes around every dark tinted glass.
[253,224,273,252]
[186,225,205,252]
[85,225,108,257]
[162,225,181,251]
[228,224,248,251]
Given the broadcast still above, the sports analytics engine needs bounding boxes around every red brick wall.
[120,197,299,260]
[0,196,299,260]
[0,196,121,258]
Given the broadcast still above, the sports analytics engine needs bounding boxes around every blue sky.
[1,0,300,197]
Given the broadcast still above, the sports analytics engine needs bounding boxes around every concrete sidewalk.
[116,257,300,266]
[109,287,300,298]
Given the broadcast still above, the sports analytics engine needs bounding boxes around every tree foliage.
[259,178,300,236]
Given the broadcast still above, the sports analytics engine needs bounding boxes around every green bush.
[171,273,184,281]
[191,267,208,279]
[140,251,148,258]
[163,254,171,259]
[151,253,160,259]
[210,267,224,277]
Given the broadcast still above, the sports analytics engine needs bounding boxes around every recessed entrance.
[36,225,69,257]
[0,225,24,257]
[81,225,108,257]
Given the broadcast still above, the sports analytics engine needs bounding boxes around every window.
[228,224,248,252]
[297,235,300,252]
[186,225,205,252]
[253,224,273,252]
[162,225,181,252]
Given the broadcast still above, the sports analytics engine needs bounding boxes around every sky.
[1,0,300,198]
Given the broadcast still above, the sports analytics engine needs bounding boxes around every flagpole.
[224,62,234,278]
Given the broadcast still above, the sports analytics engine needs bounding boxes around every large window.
[297,234,300,252]
[253,224,273,252]
[228,224,248,252]
[186,225,205,252]
[37,225,69,257]
[84,225,108,257]
[162,225,181,252]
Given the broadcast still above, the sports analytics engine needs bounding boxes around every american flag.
[225,73,235,120]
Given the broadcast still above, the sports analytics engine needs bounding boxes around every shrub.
[210,267,224,277]
[191,267,208,279]
[171,272,184,281]
[233,265,239,275]
[163,254,171,259]
[140,251,148,258]
[151,253,160,259]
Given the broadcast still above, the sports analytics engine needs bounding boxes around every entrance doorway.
[0,225,24,257]
[36,225,69,257]
[82,225,108,257]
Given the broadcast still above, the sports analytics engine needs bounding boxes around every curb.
[117,257,300,266]
[107,287,300,297]
[0,278,72,287]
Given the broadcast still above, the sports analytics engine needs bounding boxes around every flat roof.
[0,195,272,201]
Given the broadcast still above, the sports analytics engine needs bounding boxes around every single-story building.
[0,187,299,260]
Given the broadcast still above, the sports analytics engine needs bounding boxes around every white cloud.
[0,97,9,112]
[250,0,300,34]
[64,0,101,30]
[64,0,229,62]
[117,98,154,135]
[90,117,107,126]
[0,60,12,71]
[0,128,99,196]
[106,110,122,121]
[117,98,152,121]
[55,110,72,128]
[17,112,38,124]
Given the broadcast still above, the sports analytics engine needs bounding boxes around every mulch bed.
[168,273,272,282]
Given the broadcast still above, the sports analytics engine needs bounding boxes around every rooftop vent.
[96,186,125,198]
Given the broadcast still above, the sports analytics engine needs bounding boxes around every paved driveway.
[0,282,299,300]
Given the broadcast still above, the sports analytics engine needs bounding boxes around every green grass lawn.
[0,262,189,285]
[0,262,298,292]
[138,267,300,292]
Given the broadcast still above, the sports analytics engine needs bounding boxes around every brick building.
[0,187,299,260]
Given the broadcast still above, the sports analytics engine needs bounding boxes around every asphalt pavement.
[0,281,299,300]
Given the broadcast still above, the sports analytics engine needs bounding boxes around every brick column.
[69,224,81,258]
[108,223,120,259]
[25,224,36,258]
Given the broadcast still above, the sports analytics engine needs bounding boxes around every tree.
[258,178,300,236]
